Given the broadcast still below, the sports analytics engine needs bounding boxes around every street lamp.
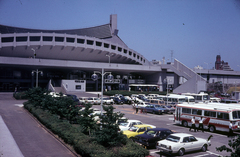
[91,68,113,115]
[106,54,113,66]
[32,69,43,87]
[31,48,36,59]
[164,78,171,105]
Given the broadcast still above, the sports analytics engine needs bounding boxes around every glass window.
[104,43,109,48]
[232,111,240,119]
[2,37,14,42]
[192,109,202,115]
[43,36,53,41]
[16,36,27,42]
[217,112,229,120]
[77,38,84,44]
[30,36,40,41]
[87,40,94,45]
[55,37,64,42]
[67,38,75,43]
[182,108,191,114]
[189,136,197,142]
[96,41,102,46]
[204,111,216,117]
[111,45,116,50]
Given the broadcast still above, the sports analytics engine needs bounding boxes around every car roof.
[128,120,141,122]
[169,133,193,137]
[133,124,152,127]
[147,128,171,131]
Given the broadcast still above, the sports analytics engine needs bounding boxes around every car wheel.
[201,144,207,152]
[182,121,188,127]
[178,148,185,156]
[209,125,216,132]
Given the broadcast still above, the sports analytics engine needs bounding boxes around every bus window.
[204,111,216,117]
[192,109,202,115]
[182,108,191,114]
[233,111,240,119]
[178,98,185,103]
[217,112,229,120]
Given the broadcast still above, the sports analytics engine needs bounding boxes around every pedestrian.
[198,117,204,132]
[228,121,233,137]
[132,104,136,114]
[135,103,139,114]
[189,116,196,132]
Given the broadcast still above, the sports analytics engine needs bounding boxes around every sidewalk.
[0,115,24,157]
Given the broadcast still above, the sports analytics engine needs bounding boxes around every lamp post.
[164,78,171,105]
[91,68,113,115]
[106,54,113,66]
[32,69,43,87]
[31,48,36,59]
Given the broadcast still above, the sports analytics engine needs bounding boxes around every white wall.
[62,80,86,92]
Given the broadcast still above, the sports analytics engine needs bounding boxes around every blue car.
[143,104,168,114]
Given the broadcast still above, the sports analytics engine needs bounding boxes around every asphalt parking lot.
[0,92,233,157]
[92,104,232,157]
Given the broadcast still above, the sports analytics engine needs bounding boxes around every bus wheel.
[209,125,215,132]
[182,121,188,127]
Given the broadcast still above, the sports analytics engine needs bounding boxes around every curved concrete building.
[2,14,238,94]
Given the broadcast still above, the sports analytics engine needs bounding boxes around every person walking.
[198,117,204,132]
[135,103,139,114]
[189,116,196,132]
[228,121,233,137]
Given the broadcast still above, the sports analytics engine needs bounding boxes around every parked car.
[144,104,168,114]
[161,105,175,114]
[113,97,124,104]
[79,97,88,105]
[119,119,156,131]
[102,97,114,105]
[156,133,212,156]
[124,96,132,104]
[123,124,154,139]
[86,97,101,105]
[134,128,174,148]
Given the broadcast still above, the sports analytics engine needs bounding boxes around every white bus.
[163,94,195,105]
[174,103,240,132]
[181,92,209,103]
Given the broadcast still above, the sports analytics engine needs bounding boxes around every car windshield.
[145,130,157,136]
[119,122,128,126]
[166,135,180,142]
[128,126,138,132]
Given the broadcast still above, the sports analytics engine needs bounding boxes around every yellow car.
[123,124,153,139]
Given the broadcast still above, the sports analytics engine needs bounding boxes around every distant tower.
[215,55,221,70]
[110,14,118,35]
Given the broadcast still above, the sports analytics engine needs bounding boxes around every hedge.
[24,102,149,157]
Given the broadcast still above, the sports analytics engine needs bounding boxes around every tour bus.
[181,92,209,103]
[163,94,195,105]
[174,103,240,132]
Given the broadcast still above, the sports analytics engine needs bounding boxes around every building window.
[137,55,139,59]
[76,85,81,89]
[96,41,102,47]
[77,38,84,44]
[2,37,14,42]
[118,47,122,52]
[43,36,53,41]
[104,43,109,48]
[124,49,127,54]
[133,53,136,57]
[111,45,116,50]
[67,37,75,43]
[129,51,132,55]
[55,37,64,42]
[87,40,94,45]
[16,36,28,42]
[30,36,40,41]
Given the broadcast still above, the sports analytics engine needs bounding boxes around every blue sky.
[1,0,240,71]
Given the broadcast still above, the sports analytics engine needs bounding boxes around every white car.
[102,97,114,104]
[132,101,150,108]
[156,133,211,156]
[118,119,156,131]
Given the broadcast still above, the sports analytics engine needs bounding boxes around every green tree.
[94,105,127,147]
[77,103,97,135]
[216,135,240,157]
